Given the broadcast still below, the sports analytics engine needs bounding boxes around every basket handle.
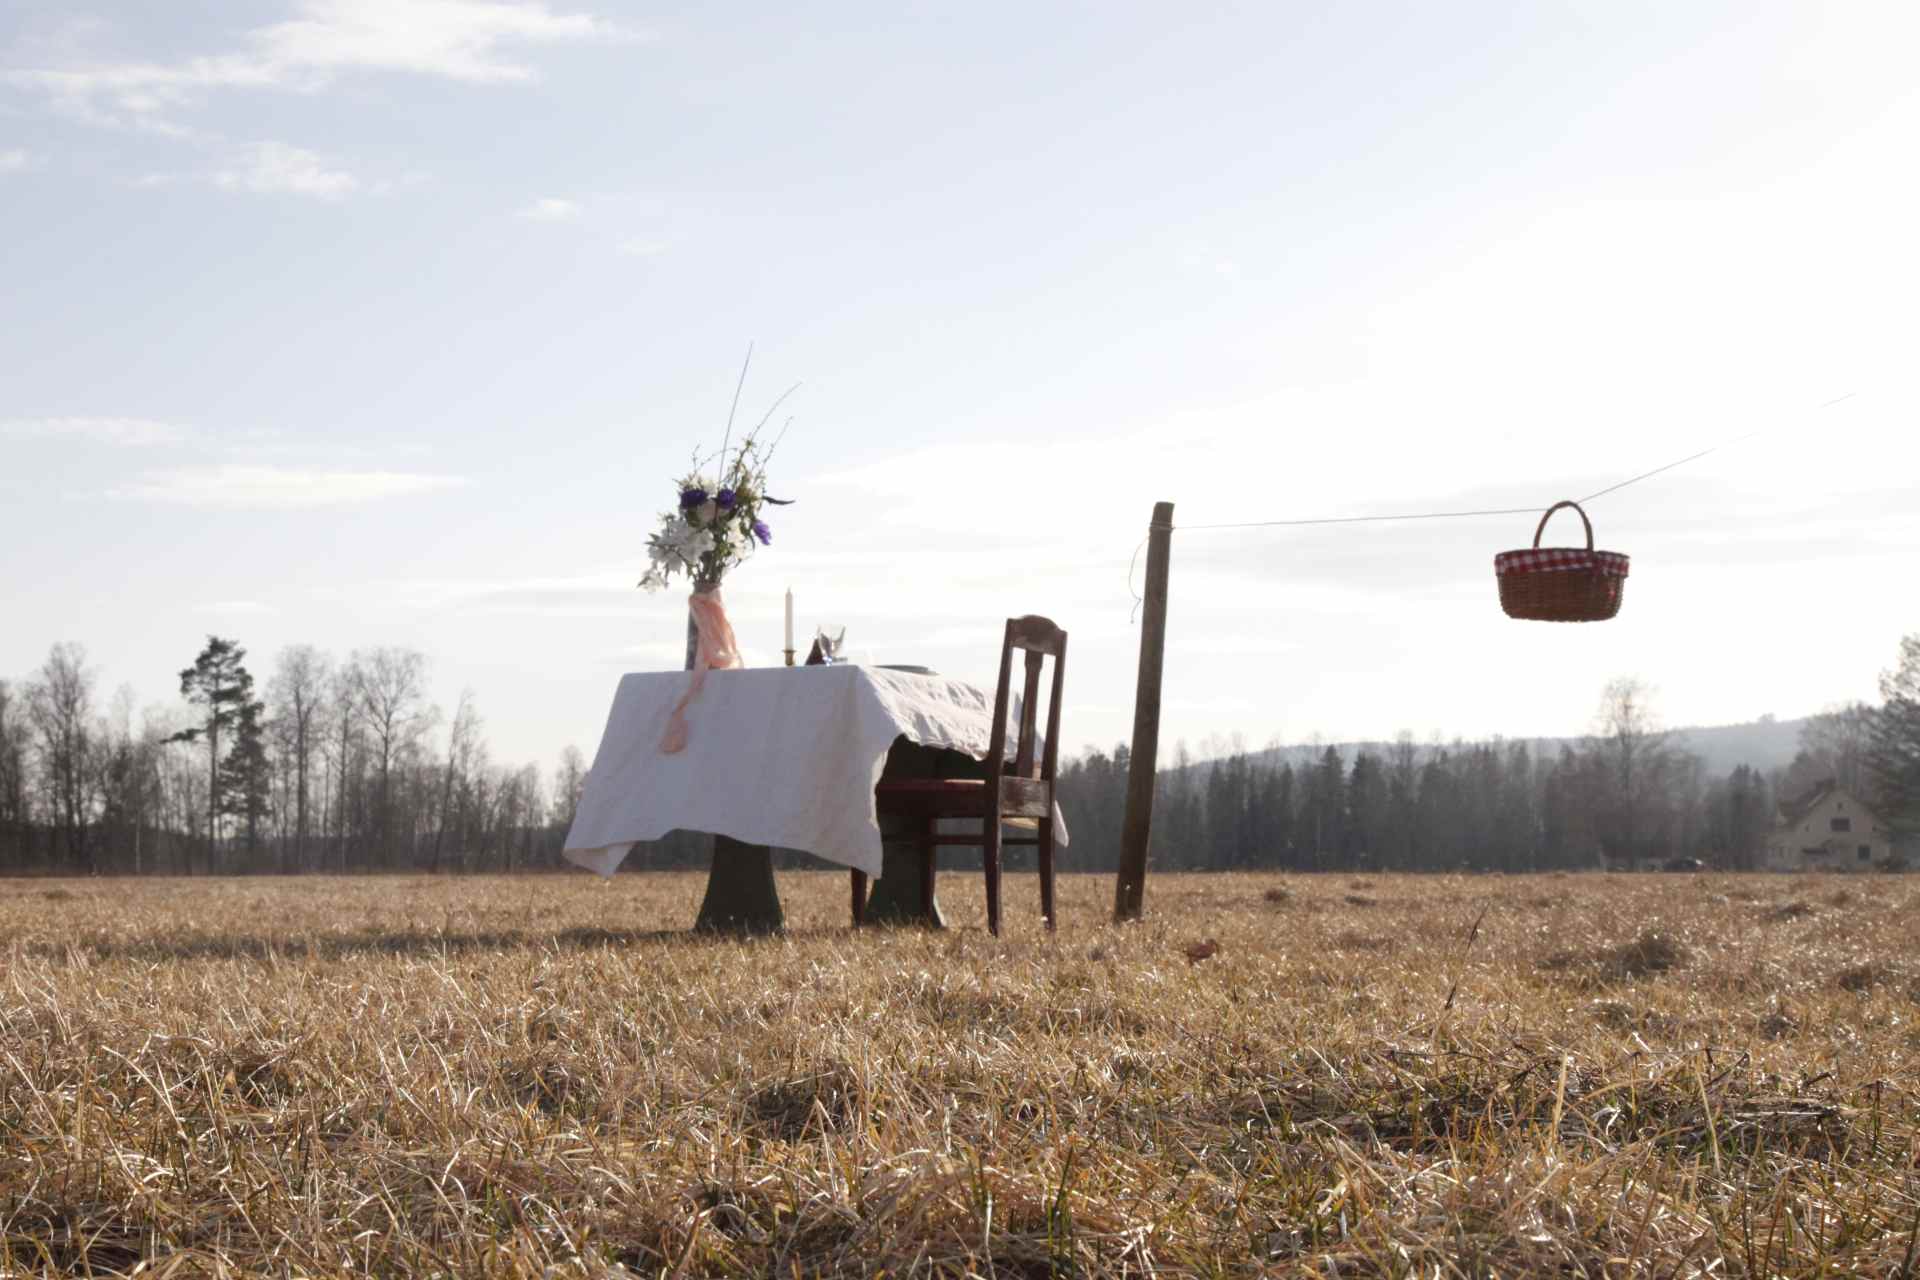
[1532,500,1594,550]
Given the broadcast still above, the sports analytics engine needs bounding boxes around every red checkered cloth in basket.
[1494,548,1631,577]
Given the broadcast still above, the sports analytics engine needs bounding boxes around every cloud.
[618,237,668,257]
[519,196,580,221]
[4,1,629,131]
[1,416,189,446]
[0,148,28,173]
[110,464,465,508]
[214,141,356,198]
[250,0,622,84]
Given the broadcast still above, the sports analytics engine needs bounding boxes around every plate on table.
[876,664,936,675]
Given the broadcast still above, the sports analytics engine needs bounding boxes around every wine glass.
[815,624,847,664]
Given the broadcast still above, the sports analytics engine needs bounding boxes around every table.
[561,664,1067,929]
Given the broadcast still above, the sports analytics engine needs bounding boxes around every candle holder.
[783,648,796,667]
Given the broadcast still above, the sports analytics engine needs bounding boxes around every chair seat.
[876,775,1051,820]
[875,777,985,794]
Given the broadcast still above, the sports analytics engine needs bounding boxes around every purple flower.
[679,487,707,511]
[751,519,772,546]
[715,487,737,511]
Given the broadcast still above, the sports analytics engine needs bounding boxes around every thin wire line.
[1177,391,1857,533]
[1181,504,1541,531]
[1574,391,1855,505]
[1126,390,1859,612]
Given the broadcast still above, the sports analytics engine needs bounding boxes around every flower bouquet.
[642,362,796,752]
[637,456,782,593]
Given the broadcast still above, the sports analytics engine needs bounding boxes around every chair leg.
[919,814,937,922]
[1038,817,1056,932]
[850,869,867,927]
[983,816,1003,938]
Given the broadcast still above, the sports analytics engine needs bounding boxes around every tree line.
[0,637,585,876]
[1056,639,1920,874]
[2,632,1915,878]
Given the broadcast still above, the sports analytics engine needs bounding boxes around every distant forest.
[1055,643,1920,873]
[2,634,1917,877]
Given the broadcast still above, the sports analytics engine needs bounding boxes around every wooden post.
[1114,501,1173,923]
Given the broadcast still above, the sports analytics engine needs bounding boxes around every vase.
[660,579,742,755]
[682,578,743,673]
[684,578,720,671]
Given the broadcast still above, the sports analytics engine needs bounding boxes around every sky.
[2,0,1917,773]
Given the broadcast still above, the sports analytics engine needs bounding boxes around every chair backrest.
[986,615,1068,798]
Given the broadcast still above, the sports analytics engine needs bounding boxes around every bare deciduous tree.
[0,680,35,863]
[353,648,433,868]
[431,689,483,874]
[1588,677,1675,867]
[552,745,587,835]
[25,643,99,873]
[269,646,332,873]
[1797,702,1876,798]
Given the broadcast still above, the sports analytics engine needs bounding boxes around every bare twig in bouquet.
[761,408,801,474]
[718,342,754,482]
[751,383,803,438]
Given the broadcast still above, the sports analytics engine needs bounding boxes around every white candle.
[784,588,794,652]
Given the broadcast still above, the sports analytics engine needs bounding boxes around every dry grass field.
[2,870,1917,1278]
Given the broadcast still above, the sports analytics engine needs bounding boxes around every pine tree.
[219,697,274,859]
[1345,752,1389,868]
[174,636,257,873]
[1300,746,1346,869]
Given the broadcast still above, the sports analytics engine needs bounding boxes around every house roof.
[1776,779,1880,827]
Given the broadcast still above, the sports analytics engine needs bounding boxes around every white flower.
[657,516,714,567]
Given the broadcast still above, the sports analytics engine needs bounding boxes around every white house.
[1766,780,1896,872]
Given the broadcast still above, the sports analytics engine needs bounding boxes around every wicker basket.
[1495,501,1630,622]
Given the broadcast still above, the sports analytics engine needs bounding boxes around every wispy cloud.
[250,0,623,84]
[618,237,668,257]
[110,464,465,508]
[2,416,189,446]
[214,141,356,199]
[0,148,29,174]
[519,196,580,221]
[4,1,629,132]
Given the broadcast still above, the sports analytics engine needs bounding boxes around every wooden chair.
[852,615,1066,935]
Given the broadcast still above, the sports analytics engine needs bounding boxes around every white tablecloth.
[561,665,1068,879]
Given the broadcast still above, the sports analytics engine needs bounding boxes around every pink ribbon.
[660,587,745,754]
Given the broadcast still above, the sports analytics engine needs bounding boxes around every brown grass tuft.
[1836,962,1893,993]
[1607,929,1688,977]
[747,1062,863,1140]
[1541,928,1689,984]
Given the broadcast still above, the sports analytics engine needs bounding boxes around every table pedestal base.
[857,838,946,928]
[855,740,986,928]
[694,835,785,935]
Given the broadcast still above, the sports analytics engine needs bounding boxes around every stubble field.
[2,869,1917,1277]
